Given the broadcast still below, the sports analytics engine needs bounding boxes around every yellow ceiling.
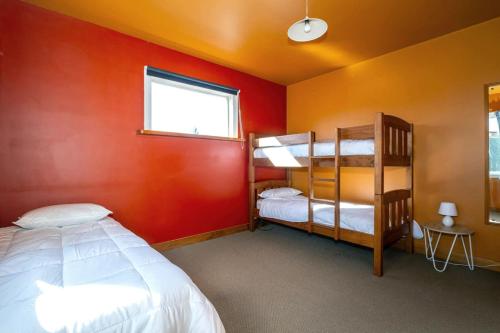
[24,0,500,85]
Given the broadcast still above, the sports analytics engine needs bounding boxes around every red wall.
[0,0,286,243]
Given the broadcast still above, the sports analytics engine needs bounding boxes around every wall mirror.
[487,83,500,224]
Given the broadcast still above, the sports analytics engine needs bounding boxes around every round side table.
[421,223,474,272]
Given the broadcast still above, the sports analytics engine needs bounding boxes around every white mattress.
[257,195,375,235]
[253,139,374,159]
[257,196,423,238]
[0,218,225,333]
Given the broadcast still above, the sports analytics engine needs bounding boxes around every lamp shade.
[438,202,457,216]
[287,17,328,42]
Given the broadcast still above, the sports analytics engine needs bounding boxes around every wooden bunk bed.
[248,113,413,276]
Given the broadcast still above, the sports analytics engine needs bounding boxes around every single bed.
[0,217,225,333]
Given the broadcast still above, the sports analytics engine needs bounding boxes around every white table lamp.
[439,202,457,227]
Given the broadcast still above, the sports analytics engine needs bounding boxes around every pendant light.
[287,0,328,42]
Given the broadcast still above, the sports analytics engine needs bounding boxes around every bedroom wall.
[0,0,286,243]
[288,18,500,264]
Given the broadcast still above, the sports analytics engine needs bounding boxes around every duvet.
[0,218,225,333]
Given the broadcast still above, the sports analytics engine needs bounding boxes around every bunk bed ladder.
[374,113,384,276]
[308,129,340,239]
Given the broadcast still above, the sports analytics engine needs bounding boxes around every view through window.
[144,67,239,138]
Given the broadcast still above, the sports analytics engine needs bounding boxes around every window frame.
[143,66,241,141]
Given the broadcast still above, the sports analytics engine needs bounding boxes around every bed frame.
[248,112,413,276]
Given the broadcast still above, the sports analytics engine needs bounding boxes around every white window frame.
[144,67,239,139]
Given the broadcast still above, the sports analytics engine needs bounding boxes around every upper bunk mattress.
[0,218,225,333]
[253,139,374,159]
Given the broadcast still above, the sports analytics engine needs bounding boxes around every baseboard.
[152,225,500,272]
[152,224,249,252]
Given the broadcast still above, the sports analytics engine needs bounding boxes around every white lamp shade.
[438,202,457,217]
[288,17,328,42]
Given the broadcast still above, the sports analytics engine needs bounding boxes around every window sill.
[137,129,246,142]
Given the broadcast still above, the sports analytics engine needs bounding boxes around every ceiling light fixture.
[287,0,328,42]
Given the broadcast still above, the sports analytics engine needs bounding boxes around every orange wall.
[288,18,500,263]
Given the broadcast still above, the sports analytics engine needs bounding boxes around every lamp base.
[442,215,454,227]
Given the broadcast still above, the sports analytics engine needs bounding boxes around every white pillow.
[259,187,302,199]
[14,203,112,229]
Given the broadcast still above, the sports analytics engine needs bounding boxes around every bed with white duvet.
[0,217,225,333]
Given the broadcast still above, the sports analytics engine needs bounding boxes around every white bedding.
[257,196,423,238]
[253,139,374,159]
[258,195,375,234]
[0,218,225,333]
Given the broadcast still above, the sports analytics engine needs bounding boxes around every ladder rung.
[312,177,336,182]
[310,198,335,204]
[310,156,335,159]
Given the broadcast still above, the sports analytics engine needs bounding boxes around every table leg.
[427,230,442,261]
[460,236,471,270]
[469,235,474,270]
[426,230,458,273]
[424,228,429,259]
[465,234,474,271]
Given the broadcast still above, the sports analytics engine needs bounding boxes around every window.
[144,66,240,139]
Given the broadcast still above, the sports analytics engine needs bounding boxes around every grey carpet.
[162,224,500,333]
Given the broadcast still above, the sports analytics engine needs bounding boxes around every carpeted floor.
[162,224,500,333]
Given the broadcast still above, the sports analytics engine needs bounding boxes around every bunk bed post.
[374,113,385,195]
[307,131,315,234]
[249,133,256,232]
[334,128,341,241]
[374,113,385,276]
[374,196,384,276]
[406,123,415,254]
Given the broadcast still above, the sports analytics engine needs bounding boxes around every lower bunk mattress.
[257,195,375,234]
[258,196,422,237]
[0,217,225,333]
